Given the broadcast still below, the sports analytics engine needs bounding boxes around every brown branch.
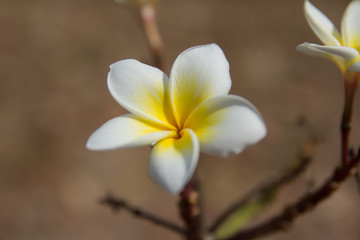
[101,194,186,235]
[114,1,164,70]
[209,150,312,234]
[224,148,360,240]
[341,72,359,166]
[137,3,164,70]
[179,179,204,240]
[220,71,360,240]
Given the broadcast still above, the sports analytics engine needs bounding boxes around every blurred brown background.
[1,0,360,239]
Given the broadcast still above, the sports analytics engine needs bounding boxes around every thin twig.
[114,1,164,70]
[137,3,164,70]
[224,148,360,240]
[209,138,314,233]
[101,194,186,235]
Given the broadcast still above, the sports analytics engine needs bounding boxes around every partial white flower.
[87,44,267,194]
[297,0,360,73]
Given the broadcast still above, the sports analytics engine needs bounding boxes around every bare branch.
[179,179,204,240]
[101,194,186,235]
[224,148,360,240]
[209,138,314,234]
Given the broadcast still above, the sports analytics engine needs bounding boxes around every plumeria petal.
[108,59,176,130]
[184,95,266,157]
[148,129,199,194]
[86,114,176,151]
[304,0,341,46]
[348,60,360,72]
[341,0,360,49]
[296,42,359,69]
[297,42,333,58]
[169,44,232,128]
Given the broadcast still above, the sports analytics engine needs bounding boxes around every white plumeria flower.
[86,44,266,194]
[297,0,360,73]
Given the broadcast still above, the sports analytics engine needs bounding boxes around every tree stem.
[179,179,204,240]
[341,72,359,166]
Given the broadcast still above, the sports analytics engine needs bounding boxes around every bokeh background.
[1,0,360,239]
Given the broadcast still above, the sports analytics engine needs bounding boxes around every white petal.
[149,129,199,194]
[296,42,359,69]
[304,0,341,46]
[169,44,232,128]
[86,114,176,151]
[348,60,360,72]
[108,59,176,130]
[297,42,331,58]
[297,42,359,58]
[341,0,360,49]
[184,95,266,157]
